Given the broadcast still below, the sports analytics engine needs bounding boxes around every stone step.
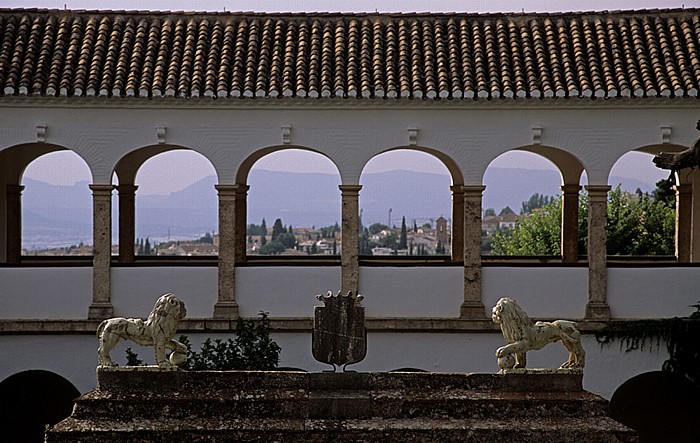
[72,389,608,420]
[47,369,637,442]
[48,416,637,443]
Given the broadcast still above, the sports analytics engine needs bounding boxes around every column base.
[88,303,114,320]
[585,302,610,320]
[213,302,239,319]
[460,301,486,319]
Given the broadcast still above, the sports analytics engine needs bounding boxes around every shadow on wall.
[610,371,700,443]
[0,370,80,443]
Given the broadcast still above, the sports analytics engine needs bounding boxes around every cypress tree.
[399,216,408,249]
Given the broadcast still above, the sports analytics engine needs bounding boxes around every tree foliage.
[491,184,675,256]
[125,312,281,370]
[399,216,408,249]
[520,193,555,214]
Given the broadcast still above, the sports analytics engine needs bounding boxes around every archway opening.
[246,149,341,256]
[483,151,568,256]
[21,151,92,255]
[132,149,218,256]
[607,151,675,256]
[359,150,452,257]
[0,370,80,442]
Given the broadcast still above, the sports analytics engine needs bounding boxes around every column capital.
[339,184,362,195]
[215,184,250,195]
[116,184,138,194]
[89,184,115,196]
[450,185,465,194]
[561,184,582,193]
[461,185,486,198]
[584,185,611,197]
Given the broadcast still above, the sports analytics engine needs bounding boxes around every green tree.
[484,208,496,217]
[271,218,286,241]
[144,238,152,255]
[277,232,296,249]
[491,200,562,255]
[399,216,408,249]
[520,193,554,214]
[260,233,267,246]
[491,186,675,256]
[259,240,285,255]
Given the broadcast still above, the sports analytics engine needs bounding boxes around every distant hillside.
[21,169,660,248]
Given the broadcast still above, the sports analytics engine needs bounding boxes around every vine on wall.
[596,303,700,386]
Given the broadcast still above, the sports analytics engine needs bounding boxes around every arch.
[1,143,91,185]
[360,145,464,186]
[20,150,93,254]
[235,145,341,185]
[359,148,458,257]
[0,370,80,442]
[482,145,585,186]
[482,147,582,258]
[114,144,220,185]
[244,147,343,256]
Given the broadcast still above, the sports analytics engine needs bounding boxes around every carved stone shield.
[312,291,367,370]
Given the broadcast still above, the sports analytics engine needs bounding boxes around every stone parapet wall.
[47,369,636,442]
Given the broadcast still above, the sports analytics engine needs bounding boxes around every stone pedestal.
[47,369,637,442]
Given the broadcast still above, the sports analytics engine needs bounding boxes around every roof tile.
[1,8,700,100]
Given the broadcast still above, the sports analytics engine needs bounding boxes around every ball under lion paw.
[497,354,515,370]
[169,351,187,367]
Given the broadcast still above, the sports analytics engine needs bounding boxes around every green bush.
[126,312,281,370]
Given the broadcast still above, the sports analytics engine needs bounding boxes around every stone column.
[674,182,692,263]
[5,184,23,264]
[340,185,362,295]
[584,185,611,319]
[88,184,115,319]
[234,184,249,263]
[461,185,486,318]
[450,185,464,262]
[117,185,137,263]
[214,184,246,318]
[561,185,581,263]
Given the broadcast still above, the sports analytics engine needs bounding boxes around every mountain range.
[21,168,657,249]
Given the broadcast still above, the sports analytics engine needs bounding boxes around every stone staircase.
[47,368,637,442]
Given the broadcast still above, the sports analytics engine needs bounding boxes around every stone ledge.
[0,318,613,334]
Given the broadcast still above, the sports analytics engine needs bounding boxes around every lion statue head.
[492,297,534,344]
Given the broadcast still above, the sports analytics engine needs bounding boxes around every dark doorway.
[0,370,80,443]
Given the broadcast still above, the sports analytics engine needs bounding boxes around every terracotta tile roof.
[1,8,699,100]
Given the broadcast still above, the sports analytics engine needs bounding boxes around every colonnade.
[3,152,697,322]
[72,175,693,322]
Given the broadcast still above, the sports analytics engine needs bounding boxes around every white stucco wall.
[111,267,217,318]
[359,267,463,317]
[608,267,700,318]
[235,266,341,317]
[0,332,669,400]
[3,265,698,320]
[483,267,589,318]
[0,267,92,319]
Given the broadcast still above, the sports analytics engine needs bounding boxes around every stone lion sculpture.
[97,293,188,368]
[492,297,585,370]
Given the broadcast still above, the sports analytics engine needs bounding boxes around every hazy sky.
[14,0,682,192]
